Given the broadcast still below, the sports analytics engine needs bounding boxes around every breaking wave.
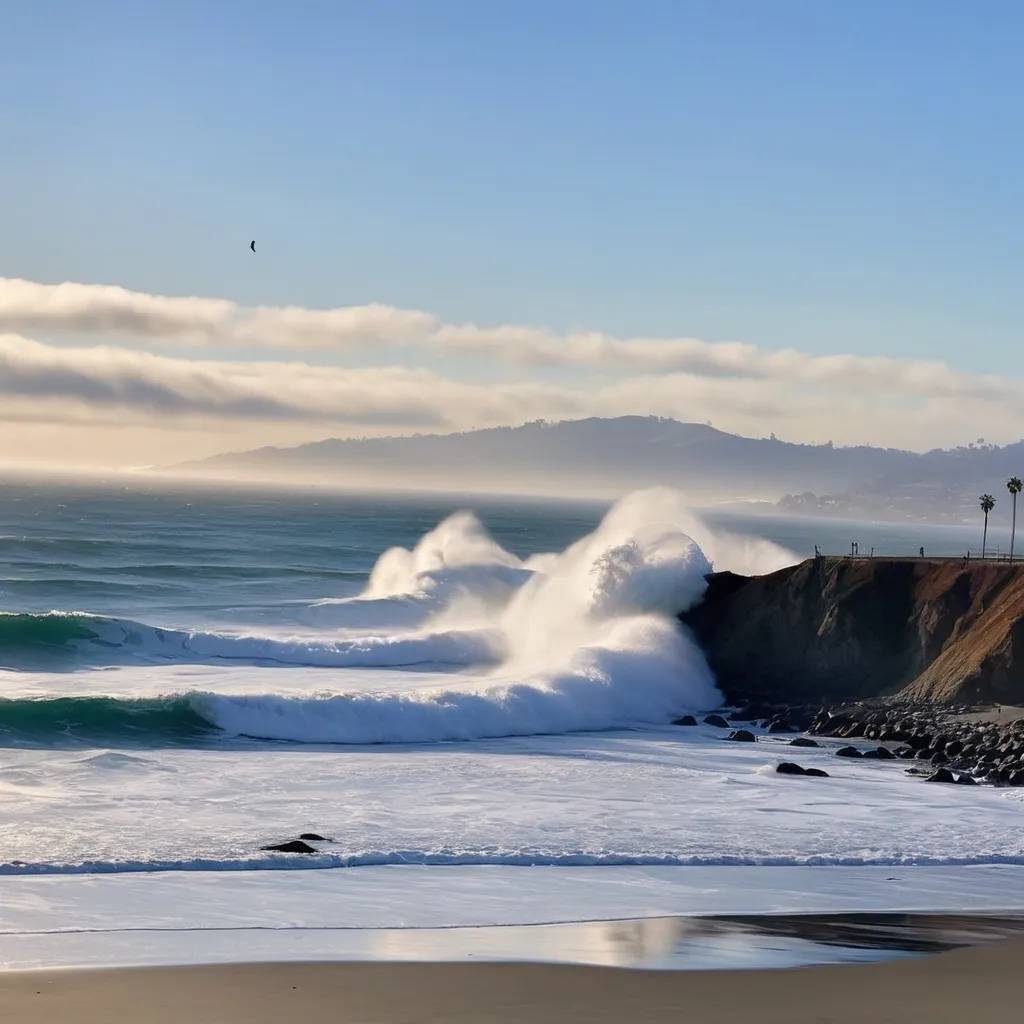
[0,488,798,746]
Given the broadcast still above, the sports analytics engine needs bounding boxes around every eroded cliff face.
[680,557,1024,705]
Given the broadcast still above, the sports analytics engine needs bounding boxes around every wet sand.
[2,936,1022,1024]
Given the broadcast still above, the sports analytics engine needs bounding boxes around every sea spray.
[197,489,736,742]
[0,488,800,745]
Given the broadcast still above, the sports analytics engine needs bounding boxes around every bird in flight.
[250,240,256,252]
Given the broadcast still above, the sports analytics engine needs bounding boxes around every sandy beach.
[2,936,1021,1024]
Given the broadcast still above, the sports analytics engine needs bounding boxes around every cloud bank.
[1,276,1022,466]
[2,276,1017,404]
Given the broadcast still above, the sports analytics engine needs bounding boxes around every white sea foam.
[10,488,800,743]
[192,489,762,742]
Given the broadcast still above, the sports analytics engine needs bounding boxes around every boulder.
[727,729,757,742]
[767,720,798,734]
[704,714,730,728]
[673,715,698,726]
[804,767,830,778]
[775,762,807,775]
[835,746,863,758]
[298,833,328,842]
[862,746,896,760]
[926,768,956,784]
[955,774,977,786]
[789,737,820,747]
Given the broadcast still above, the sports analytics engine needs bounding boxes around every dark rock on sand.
[835,746,863,758]
[704,714,730,728]
[789,737,820,747]
[262,840,317,854]
[673,715,698,726]
[775,762,829,778]
[862,747,897,760]
[728,729,757,742]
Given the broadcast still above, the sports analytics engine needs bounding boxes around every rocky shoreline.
[678,699,1024,788]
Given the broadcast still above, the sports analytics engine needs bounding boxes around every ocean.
[1,478,1023,969]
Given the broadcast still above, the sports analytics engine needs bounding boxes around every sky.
[2,0,1023,469]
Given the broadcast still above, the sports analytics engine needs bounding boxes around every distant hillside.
[167,416,1024,517]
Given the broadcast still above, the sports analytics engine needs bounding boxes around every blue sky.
[1,1,1023,467]
[4,0,1023,366]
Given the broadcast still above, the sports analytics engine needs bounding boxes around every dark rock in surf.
[704,714,730,728]
[298,833,329,842]
[804,767,830,777]
[926,768,956,784]
[835,746,863,758]
[861,746,896,760]
[767,720,798,734]
[775,762,808,775]
[262,840,317,854]
[673,715,698,726]
[955,774,977,786]
[727,729,757,742]
[789,737,819,747]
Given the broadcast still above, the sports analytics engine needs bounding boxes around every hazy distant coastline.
[161,416,1024,524]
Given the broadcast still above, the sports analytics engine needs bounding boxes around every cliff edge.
[680,557,1024,705]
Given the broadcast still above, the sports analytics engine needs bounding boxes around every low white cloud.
[1,332,1023,459]
[0,334,583,429]
[2,276,1018,408]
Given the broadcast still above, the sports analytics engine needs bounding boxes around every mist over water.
[0,486,797,745]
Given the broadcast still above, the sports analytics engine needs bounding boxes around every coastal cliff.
[681,557,1024,706]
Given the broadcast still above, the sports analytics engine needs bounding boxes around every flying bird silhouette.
[250,240,256,252]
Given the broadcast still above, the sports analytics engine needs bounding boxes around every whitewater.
[2,480,1024,968]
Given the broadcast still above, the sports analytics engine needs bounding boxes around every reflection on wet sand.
[8,913,1024,973]
[591,912,1024,969]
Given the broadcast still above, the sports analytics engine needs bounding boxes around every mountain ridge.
[166,416,1024,519]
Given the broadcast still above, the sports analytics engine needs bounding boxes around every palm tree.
[980,494,995,558]
[1008,477,1023,562]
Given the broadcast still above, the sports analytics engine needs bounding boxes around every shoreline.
[5,937,1024,1023]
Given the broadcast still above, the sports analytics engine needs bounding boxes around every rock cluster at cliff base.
[677,695,1024,789]
[808,703,1024,787]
